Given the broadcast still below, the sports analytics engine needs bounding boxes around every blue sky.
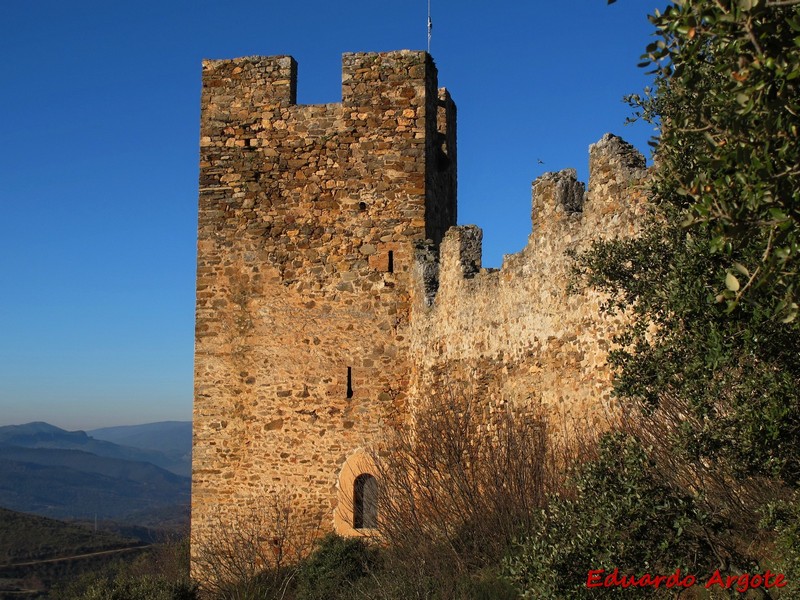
[0,0,658,430]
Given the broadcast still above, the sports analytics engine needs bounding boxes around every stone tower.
[192,50,456,546]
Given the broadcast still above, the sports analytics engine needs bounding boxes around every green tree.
[574,214,800,485]
[613,0,800,321]
[510,2,800,596]
[588,0,800,489]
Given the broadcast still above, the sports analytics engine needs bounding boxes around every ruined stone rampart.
[410,134,648,430]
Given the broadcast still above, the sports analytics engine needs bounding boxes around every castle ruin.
[192,50,648,560]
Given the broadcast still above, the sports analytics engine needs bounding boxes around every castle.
[192,50,648,559]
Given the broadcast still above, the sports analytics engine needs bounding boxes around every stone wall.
[193,50,456,558]
[192,49,649,573]
[409,134,648,436]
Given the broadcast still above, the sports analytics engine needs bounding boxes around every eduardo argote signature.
[587,568,787,593]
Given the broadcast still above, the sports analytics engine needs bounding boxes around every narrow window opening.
[346,367,353,399]
[387,251,394,273]
[354,473,378,529]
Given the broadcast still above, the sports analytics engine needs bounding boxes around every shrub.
[761,494,800,598]
[504,433,721,599]
[67,574,197,600]
[294,533,378,600]
[192,492,321,599]
[375,380,562,582]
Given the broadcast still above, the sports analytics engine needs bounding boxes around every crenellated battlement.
[417,133,648,308]
[198,51,456,261]
[201,50,439,110]
[408,133,648,446]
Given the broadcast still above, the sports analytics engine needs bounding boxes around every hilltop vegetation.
[0,507,136,564]
[504,0,800,597]
[0,507,147,598]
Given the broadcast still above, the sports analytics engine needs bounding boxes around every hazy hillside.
[0,506,147,598]
[0,455,189,521]
[88,421,191,461]
[0,422,189,477]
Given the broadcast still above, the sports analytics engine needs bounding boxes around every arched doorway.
[335,449,379,535]
[353,473,378,529]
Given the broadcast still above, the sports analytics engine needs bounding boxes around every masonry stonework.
[192,50,647,566]
[410,136,648,436]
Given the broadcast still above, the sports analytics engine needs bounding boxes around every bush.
[66,573,197,600]
[294,533,378,600]
[375,380,562,584]
[192,494,322,599]
[761,494,800,598]
[504,433,722,599]
[458,571,519,600]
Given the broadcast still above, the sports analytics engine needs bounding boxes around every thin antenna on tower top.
[427,0,432,53]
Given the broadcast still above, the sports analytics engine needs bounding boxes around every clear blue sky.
[0,0,659,430]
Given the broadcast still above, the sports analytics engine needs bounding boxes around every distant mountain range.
[88,421,191,465]
[0,421,191,523]
[0,421,191,477]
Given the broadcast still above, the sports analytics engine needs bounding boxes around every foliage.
[584,0,800,527]
[574,214,800,485]
[761,493,800,596]
[48,533,195,599]
[504,433,722,599]
[192,495,322,600]
[543,1,800,596]
[373,377,566,594]
[455,570,521,600]
[125,534,193,583]
[615,0,800,321]
[294,534,378,600]
[0,506,138,564]
[65,573,197,600]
